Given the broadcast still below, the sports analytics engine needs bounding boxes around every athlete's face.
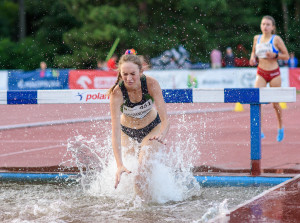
[120,62,142,88]
[260,18,274,34]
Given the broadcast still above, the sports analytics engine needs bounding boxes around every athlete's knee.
[273,103,282,114]
[272,103,280,109]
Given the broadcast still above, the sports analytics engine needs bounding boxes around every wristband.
[275,53,278,59]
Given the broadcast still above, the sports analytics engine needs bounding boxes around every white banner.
[145,67,289,89]
[145,70,188,89]
[0,71,8,90]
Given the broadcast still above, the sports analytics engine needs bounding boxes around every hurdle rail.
[0,88,296,176]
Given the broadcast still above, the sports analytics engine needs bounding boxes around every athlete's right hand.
[115,165,131,189]
[249,57,257,66]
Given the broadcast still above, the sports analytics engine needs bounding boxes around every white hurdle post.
[0,88,296,175]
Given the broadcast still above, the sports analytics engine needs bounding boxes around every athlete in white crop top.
[108,50,170,198]
[249,16,289,142]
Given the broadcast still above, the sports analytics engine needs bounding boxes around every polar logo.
[77,76,92,89]
[86,93,109,101]
[76,92,86,101]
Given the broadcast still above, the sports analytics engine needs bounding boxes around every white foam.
[64,132,202,204]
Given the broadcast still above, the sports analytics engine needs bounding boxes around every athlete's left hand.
[149,135,166,145]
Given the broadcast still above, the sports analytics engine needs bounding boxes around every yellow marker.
[234,102,244,112]
[279,102,287,109]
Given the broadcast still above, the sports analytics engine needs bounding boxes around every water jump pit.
[0,88,299,222]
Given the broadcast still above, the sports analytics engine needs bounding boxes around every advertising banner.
[146,67,289,89]
[69,70,117,89]
[289,68,300,90]
[8,69,69,90]
[145,70,189,89]
[0,70,8,90]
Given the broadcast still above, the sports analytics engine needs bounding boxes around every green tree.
[0,0,18,40]
[0,0,78,70]
[1,0,299,69]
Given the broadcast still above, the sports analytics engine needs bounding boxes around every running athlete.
[249,15,289,142]
[108,49,170,198]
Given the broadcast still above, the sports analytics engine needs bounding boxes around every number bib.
[121,98,154,119]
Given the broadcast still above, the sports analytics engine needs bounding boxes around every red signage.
[69,70,117,89]
[289,68,300,90]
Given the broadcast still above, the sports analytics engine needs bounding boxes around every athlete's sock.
[277,128,284,142]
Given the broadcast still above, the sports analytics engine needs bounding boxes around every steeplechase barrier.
[0,88,296,184]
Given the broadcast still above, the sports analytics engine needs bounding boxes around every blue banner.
[8,69,69,90]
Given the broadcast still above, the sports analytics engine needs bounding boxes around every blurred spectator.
[288,52,298,68]
[224,47,235,67]
[210,48,222,69]
[164,57,178,69]
[234,44,250,67]
[107,54,118,70]
[97,60,108,70]
[39,61,47,77]
[150,45,190,70]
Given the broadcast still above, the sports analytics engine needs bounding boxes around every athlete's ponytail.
[107,72,122,96]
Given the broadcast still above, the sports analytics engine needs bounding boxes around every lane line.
[0,140,66,143]
[0,144,65,157]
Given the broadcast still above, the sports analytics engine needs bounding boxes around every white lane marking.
[0,140,66,143]
[0,144,65,157]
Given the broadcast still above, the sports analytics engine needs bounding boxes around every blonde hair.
[262,15,276,34]
[107,54,142,96]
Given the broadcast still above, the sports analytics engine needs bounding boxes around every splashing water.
[63,132,202,204]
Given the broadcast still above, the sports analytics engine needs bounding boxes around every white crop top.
[255,35,279,58]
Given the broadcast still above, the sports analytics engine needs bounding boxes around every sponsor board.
[145,70,189,89]
[0,70,8,90]
[146,67,289,88]
[69,70,117,89]
[8,69,69,90]
[289,68,300,90]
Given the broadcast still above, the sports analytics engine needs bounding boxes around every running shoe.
[277,128,284,142]
[261,132,265,139]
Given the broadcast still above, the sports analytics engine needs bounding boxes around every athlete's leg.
[255,75,267,138]
[121,131,137,157]
[134,123,163,200]
[255,75,267,87]
[269,76,283,129]
[270,76,284,141]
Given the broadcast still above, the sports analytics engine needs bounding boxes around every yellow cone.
[279,102,287,109]
[234,102,244,112]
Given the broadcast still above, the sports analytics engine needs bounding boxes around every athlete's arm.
[273,36,289,60]
[147,76,170,144]
[110,87,131,188]
[249,35,258,66]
